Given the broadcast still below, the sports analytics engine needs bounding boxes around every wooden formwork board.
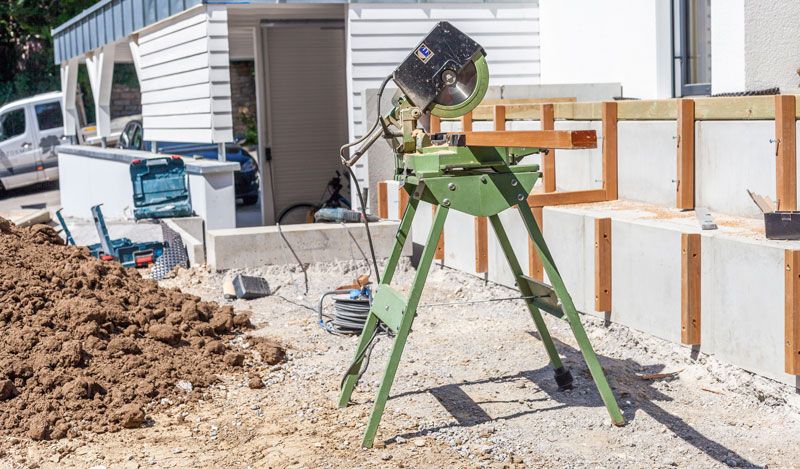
[594,217,612,312]
[676,99,696,210]
[602,102,618,200]
[377,181,388,219]
[541,103,556,193]
[527,207,544,281]
[433,205,444,261]
[786,250,800,375]
[681,233,701,345]
[775,95,797,211]
[474,216,488,273]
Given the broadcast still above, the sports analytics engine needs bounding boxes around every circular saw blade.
[433,61,479,108]
[429,56,489,119]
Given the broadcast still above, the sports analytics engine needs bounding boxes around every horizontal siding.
[140,5,232,144]
[346,3,541,201]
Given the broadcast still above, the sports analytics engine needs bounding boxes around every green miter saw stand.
[339,21,625,447]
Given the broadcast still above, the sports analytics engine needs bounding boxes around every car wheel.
[241,195,259,206]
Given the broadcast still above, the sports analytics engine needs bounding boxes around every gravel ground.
[8,258,800,467]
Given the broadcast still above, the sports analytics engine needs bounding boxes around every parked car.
[0,91,63,192]
[117,120,260,205]
[0,91,136,194]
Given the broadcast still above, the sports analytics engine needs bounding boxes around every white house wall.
[137,6,233,144]
[538,0,671,99]
[346,3,542,200]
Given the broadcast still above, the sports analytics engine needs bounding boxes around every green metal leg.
[339,196,419,408]
[487,214,566,374]
[360,204,449,447]
[516,202,625,426]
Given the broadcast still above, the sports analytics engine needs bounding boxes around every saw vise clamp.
[339,21,625,447]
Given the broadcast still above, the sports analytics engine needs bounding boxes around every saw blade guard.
[392,21,490,119]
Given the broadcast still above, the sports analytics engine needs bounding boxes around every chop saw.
[339,22,624,447]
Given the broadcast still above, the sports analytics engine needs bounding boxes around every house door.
[674,0,712,96]
[261,19,349,224]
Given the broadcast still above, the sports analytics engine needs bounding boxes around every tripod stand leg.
[339,196,419,408]
[516,202,625,426]
[487,214,570,388]
[361,204,449,448]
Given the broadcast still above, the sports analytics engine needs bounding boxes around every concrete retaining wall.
[207,221,408,271]
[427,200,800,389]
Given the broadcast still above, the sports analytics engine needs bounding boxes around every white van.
[0,91,64,191]
[0,91,137,193]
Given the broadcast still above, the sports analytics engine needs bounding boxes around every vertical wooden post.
[785,250,800,375]
[776,95,797,211]
[398,186,409,218]
[602,102,618,201]
[433,205,444,261]
[594,217,612,312]
[677,99,696,210]
[429,114,441,134]
[475,216,488,273]
[377,181,388,219]
[681,233,701,345]
[461,112,473,132]
[493,105,506,131]
[541,104,557,193]
[528,206,544,280]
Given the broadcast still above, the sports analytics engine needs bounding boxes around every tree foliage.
[0,0,97,105]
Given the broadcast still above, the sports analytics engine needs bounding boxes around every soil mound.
[0,219,284,441]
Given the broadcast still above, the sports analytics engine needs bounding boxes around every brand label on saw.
[415,43,434,63]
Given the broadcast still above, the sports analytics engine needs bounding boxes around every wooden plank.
[398,186,409,218]
[527,206,544,281]
[602,102,618,200]
[460,130,597,149]
[594,217,612,312]
[433,205,444,261]
[554,101,602,120]
[677,99,696,209]
[681,233,701,345]
[493,105,506,131]
[617,99,679,120]
[776,95,797,211]
[541,104,556,192]
[694,95,775,120]
[460,112,473,132]
[377,181,388,219]
[475,216,488,273]
[527,188,608,207]
[785,250,800,375]
[457,98,576,121]
[429,114,441,134]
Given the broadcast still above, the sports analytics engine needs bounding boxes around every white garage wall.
[538,0,672,99]
[138,6,233,143]
[346,3,542,200]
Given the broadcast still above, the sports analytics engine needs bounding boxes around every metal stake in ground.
[337,21,625,448]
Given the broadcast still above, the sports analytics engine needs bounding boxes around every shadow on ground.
[386,333,755,467]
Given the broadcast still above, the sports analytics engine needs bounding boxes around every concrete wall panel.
[443,210,478,276]
[701,235,790,385]
[542,207,590,314]
[487,207,529,288]
[611,220,682,343]
[617,121,677,207]
[695,120,774,219]
[553,120,603,192]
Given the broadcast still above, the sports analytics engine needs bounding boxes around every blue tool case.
[130,156,193,220]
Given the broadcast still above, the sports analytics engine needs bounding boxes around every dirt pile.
[0,218,284,441]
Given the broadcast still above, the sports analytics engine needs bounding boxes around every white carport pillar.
[85,45,116,146]
[60,58,80,142]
